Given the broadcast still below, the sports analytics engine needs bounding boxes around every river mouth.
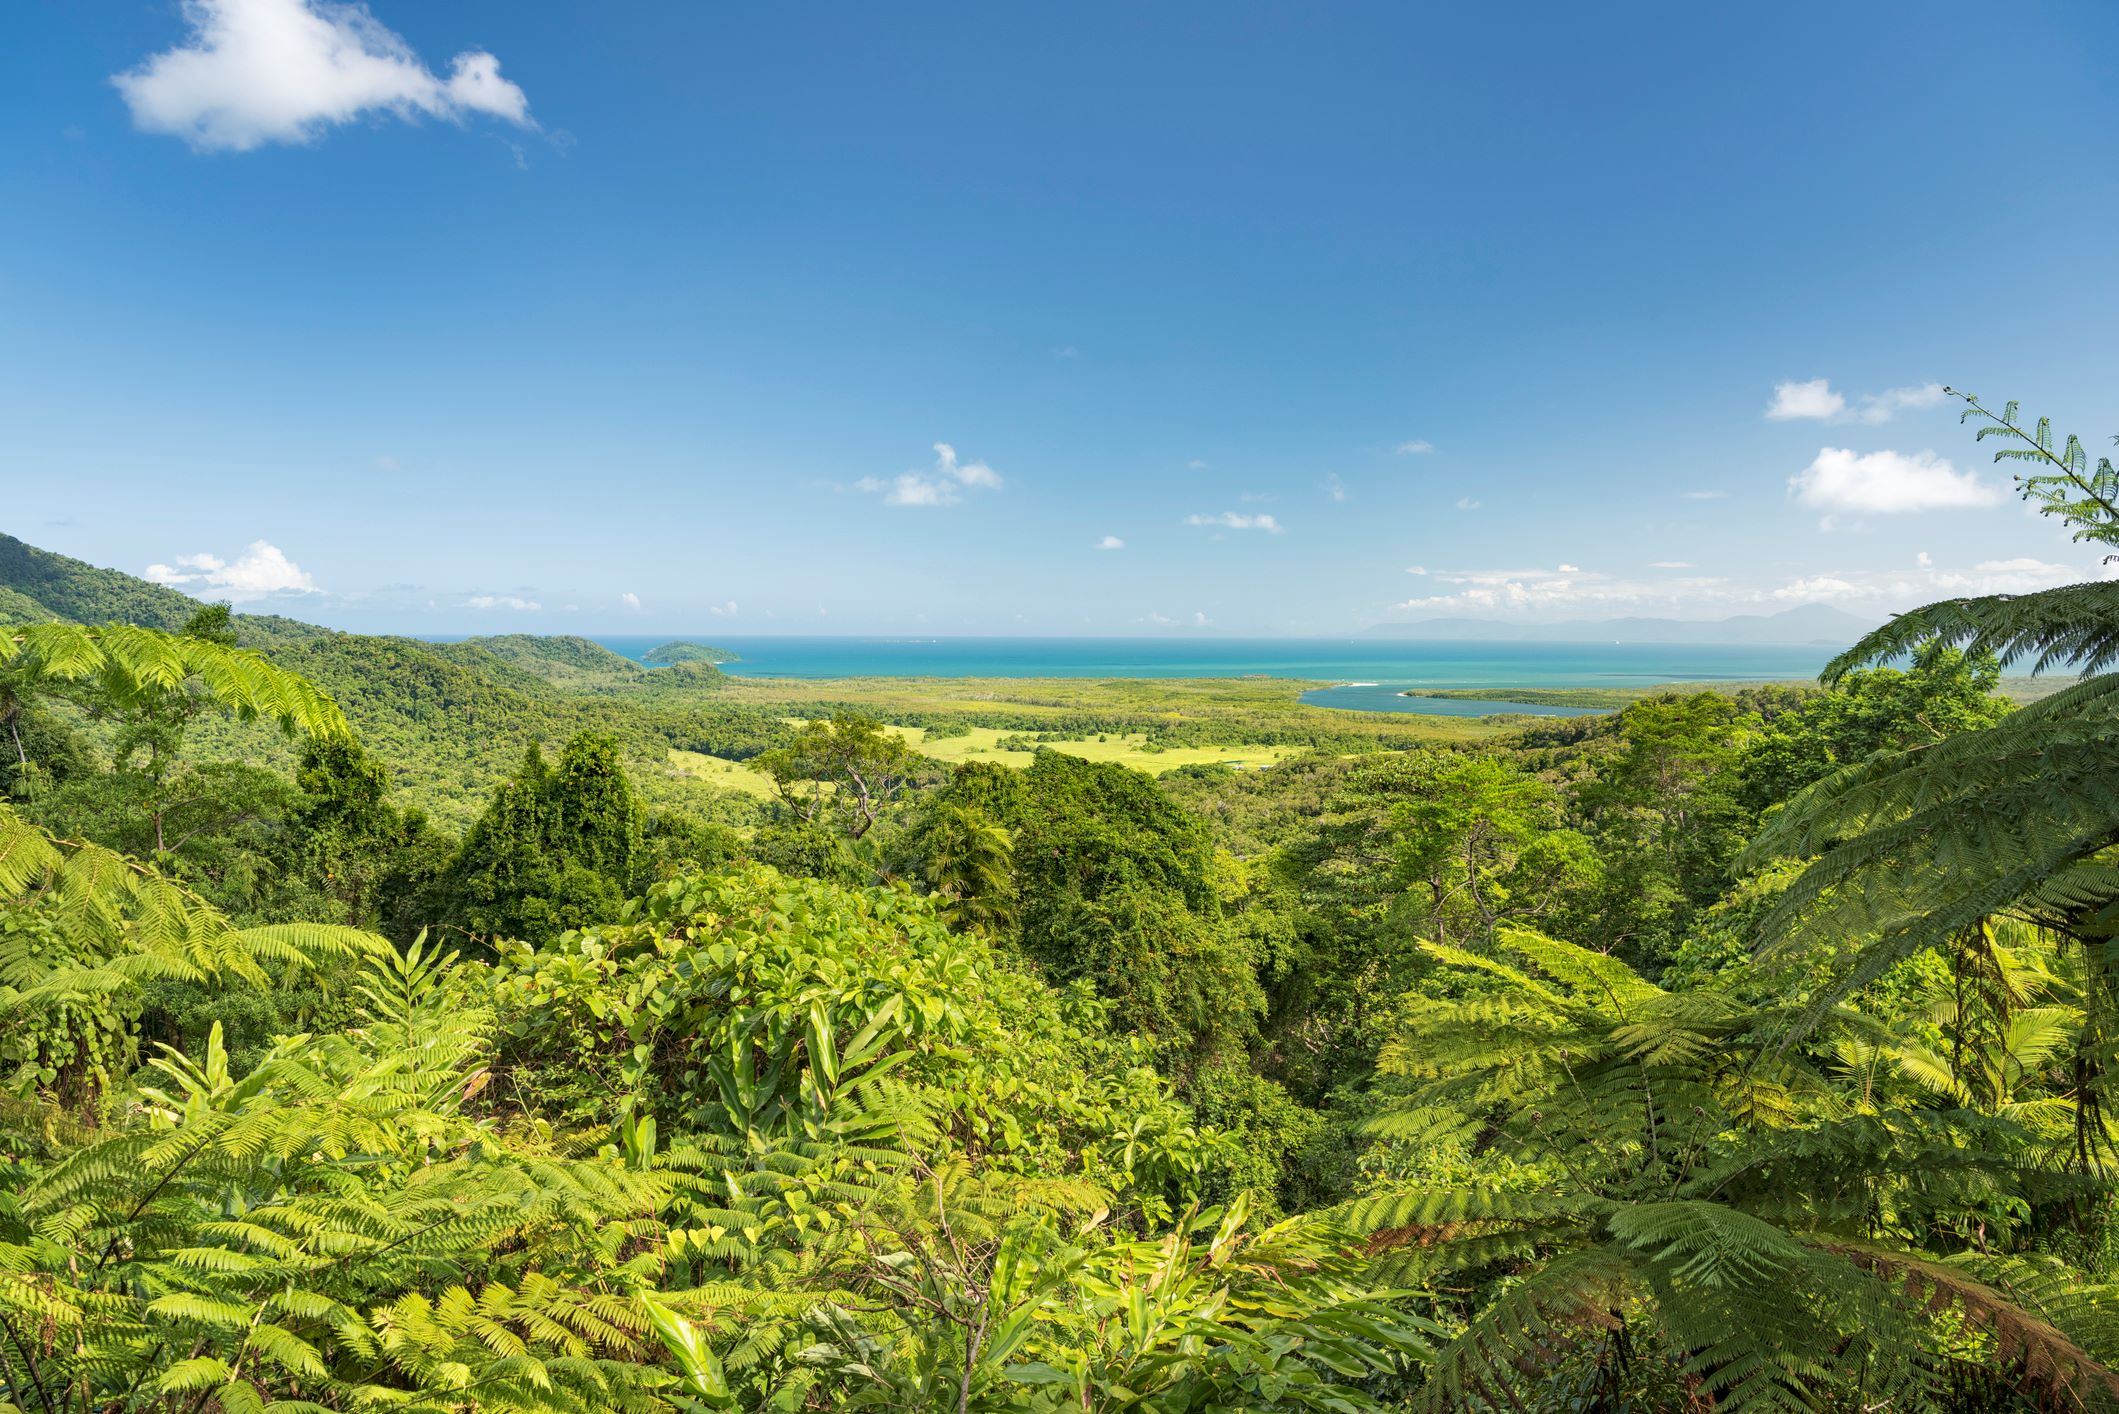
[1298,683,1606,717]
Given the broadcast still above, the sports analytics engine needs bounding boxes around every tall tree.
[756,713,923,841]
[435,731,646,945]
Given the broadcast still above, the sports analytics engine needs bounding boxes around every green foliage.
[1347,927,2119,1412]
[492,865,1221,1217]
[756,713,928,841]
[435,732,647,946]
[641,640,738,666]
[974,751,1268,1065]
[915,801,1016,935]
[0,944,679,1414]
[1736,644,2010,811]
[1268,750,1594,1102]
[1746,400,2119,1039]
[0,800,377,1118]
[787,1179,1435,1412]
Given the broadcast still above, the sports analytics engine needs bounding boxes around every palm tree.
[919,803,1016,936]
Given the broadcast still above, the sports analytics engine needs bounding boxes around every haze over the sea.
[567,634,1836,687]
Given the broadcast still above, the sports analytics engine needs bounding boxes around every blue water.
[1297,685,1605,718]
[570,636,1831,716]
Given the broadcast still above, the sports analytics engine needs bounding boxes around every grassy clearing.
[878,724,1303,774]
[665,748,780,797]
[715,674,1507,747]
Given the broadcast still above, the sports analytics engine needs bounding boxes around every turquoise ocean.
[572,636,1841,718]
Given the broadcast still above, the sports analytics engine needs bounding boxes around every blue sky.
[5,1,2119,635]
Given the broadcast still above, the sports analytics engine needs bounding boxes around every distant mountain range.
[1363,604,1872,646]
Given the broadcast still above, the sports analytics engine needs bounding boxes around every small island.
[642,639,739,666]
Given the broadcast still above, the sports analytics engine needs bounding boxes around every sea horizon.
[415,633,1846,689]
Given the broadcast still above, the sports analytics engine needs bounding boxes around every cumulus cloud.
[1789,447,2002,516]
[1682,490,1730,500]
[1767,378,1946,424]
[857,441,1004,507]
[1141,610,1177,626]
[708,600,738,617]
[144,539,318,601]
[1324,474,1348,502]
[620,592,641,611]
[466,593,539,611]
[1395,439,1435,455]
[1858,383,1947,422]
[113,0,534,152]
[1772,557,2081,603]
[1193,611,1211,626]
[1391,565,1685,616]
[1767,378,1846,421]
[1186,458,1209,471]
[1186,511,1283,533]
[1454,497,1481,511]
[1389,554,2097,620]
[1649,560,1694,569]
[1095,535,1125,550]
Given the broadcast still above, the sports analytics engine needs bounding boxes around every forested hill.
[0,531,751,827]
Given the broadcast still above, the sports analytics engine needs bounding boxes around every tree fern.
[1347,926,2119,1412]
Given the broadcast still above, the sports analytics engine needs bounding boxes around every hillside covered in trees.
[9,395,2119,1411]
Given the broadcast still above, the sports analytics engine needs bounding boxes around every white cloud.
[1767,378,1847,421]
[708,600,738,617]
[144,539,318,601]
[1186,458,1209,471]
[1857,383,1946,423]
[1916,551,1933,568]
[1789,447,2002,516]
[1391,565,1676,616]
[1682,490,1730,501]
[1649,560,1694,569]
[857,441,1003,507]
[1142,610,1177,626]
[620,591,641,611]
[1186,511,1283,533]
[1389,553,2098,621]
[1771,557,2081,604]
[1766,377,1946,424]
[466,593,539,611]
[113,0,533,153]
[1324,473,1348,502]
[1454,497,1481,511]
[1053,345,1080,360]
[1095,535,1125,550]
[1395,439,1435,455]
[1770,575,1862,602]
[1193,611,1211,627]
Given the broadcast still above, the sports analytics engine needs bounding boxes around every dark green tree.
[1270,750,1596,1100]
[981,751,1265,1065]
[288,734,451,935]
[1576,691,1755,965]
[1735,643,2010,812]
[434,731,646,945]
